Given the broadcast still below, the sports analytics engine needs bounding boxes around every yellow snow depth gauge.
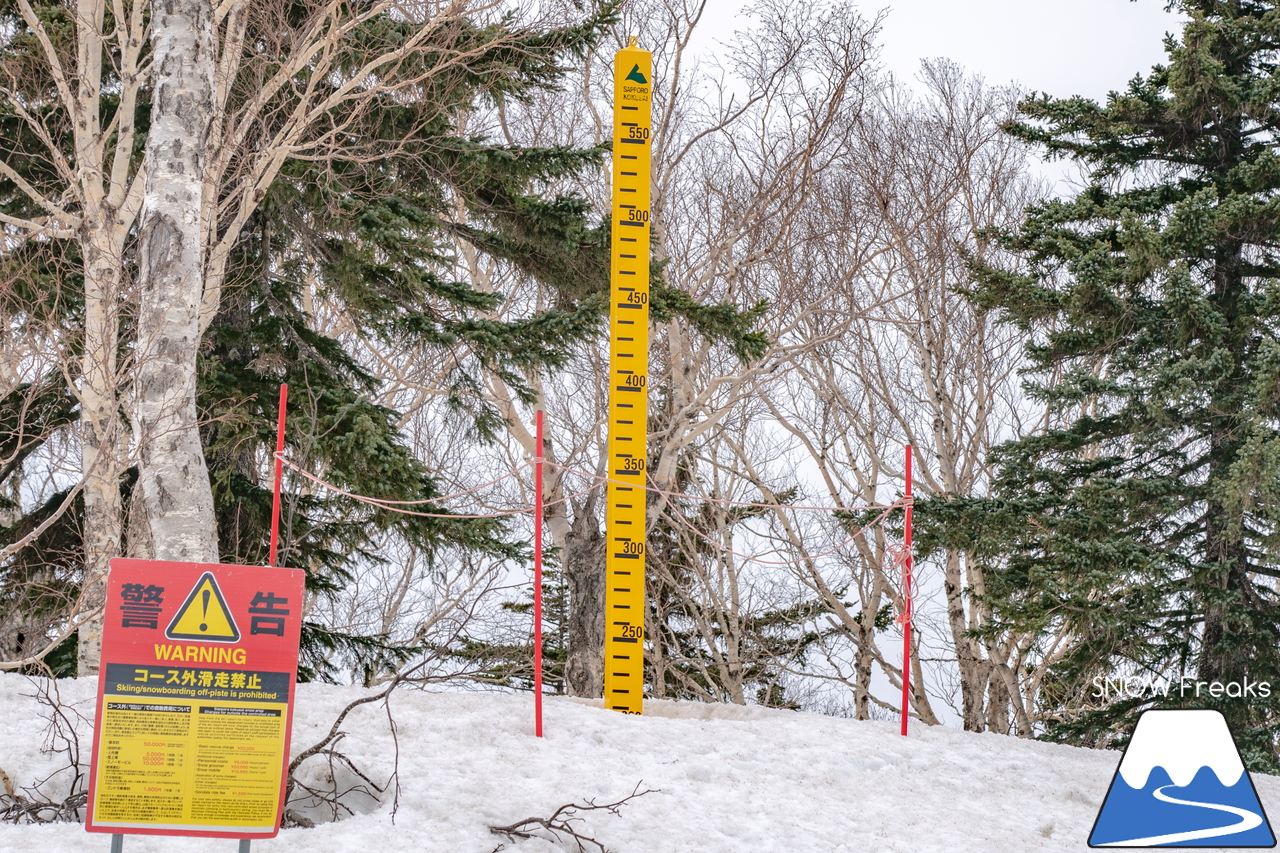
[604,39,652,715]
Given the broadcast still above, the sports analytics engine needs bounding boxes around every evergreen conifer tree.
[925,0,1280,766]
[0,0,624,678]
[1,0,766,679]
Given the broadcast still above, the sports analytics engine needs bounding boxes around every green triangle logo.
[626,64,648,85]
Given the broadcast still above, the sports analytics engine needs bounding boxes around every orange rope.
[278,456,538,519]
[277,454,528,504]
[544,460,905,513]
[273,451,914,593]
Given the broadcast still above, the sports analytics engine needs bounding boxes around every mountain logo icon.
[1089,709,1275,847]
[625,64,648,85]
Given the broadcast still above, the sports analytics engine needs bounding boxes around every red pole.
[269,384,288,568]
[901,444,913,737]
[533,409,545,738]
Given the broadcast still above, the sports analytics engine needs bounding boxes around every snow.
[2,673,1278,852]
[1118,710,1245,789]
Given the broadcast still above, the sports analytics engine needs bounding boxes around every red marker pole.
[269,384,288,568]
[533,409,545,737]
[901,444,913,737]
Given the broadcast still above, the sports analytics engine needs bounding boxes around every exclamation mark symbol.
[200,590,210,632]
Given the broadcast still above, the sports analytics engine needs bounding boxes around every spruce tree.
[924,0,1280,766]
[0,0,621,679]
[0,0,766,679]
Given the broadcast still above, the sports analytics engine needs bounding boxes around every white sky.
[876,0,1184,101]
[695,0,1185,104]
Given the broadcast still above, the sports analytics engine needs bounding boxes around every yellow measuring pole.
[603,39,652,715]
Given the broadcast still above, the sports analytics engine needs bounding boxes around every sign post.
[603,37,653,716]
[86,559,305,841]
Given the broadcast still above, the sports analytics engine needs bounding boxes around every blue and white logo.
[1090,709,1275,847]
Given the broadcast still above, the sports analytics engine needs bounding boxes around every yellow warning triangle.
[165,572,240,642]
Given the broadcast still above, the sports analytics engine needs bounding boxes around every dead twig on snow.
[488,783,656,852]
[0,677,90,823]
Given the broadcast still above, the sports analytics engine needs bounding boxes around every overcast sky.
[693,0,1185,104]
[876,0,1184,101]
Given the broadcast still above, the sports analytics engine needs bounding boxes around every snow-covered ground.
[3,673,1276,852]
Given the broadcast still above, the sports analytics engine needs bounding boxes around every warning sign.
[166,571,240,637]
[166,572,241,642]
[86,559,305,839]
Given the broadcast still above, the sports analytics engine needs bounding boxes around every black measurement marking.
[620,220,644,227]
[620,138,645,145]
[616,503,633,507]
[613,621,630,625]
[621,187,636,192]
[615,638,638,644]
[619,270,636,275]
[619,320,635,325]
[613,552,640,559]
[620,286,635,291]
[618,352,634,357]
[611,704,629,709]
[619,369,634,374]
[615,385,642,391]
[613,655,630,660]
[618,336,634,341]
[613,673,628,677]
[622,155,637,159]
[612,688,631,693]
[618,437,632,441]
[621,254,636,258]
[622,122,637,127]
[622,171,637,176]
[614,588,631,592]
[617,420,633,424]
[614,570,632,575]
[622,237,637,242]
[622,105,638,111]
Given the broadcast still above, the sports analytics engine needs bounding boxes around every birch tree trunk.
[77,241,125,673]
[943,548,989,730]
[14,0,154,675]
[132,0,220,564]
[6,0,591,674]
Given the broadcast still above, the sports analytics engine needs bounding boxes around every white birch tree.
[132,0,220,564]
[0,0,611,672]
